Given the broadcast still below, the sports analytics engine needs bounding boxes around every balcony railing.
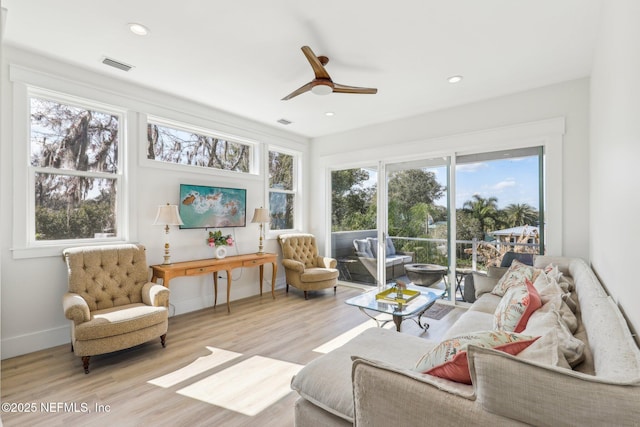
[393,235,541,271]
[331,230,541,282]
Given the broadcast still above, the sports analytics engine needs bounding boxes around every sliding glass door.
[385,157,451,296]
[329,146,544,302]
[330,166,379,285]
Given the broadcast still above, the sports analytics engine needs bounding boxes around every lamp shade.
[251,207,270,223]
[153,204,184,226]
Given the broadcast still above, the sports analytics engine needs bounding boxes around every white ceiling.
[2,0,602,139]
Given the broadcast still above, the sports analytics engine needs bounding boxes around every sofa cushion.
[74,303,168,341]
[534,275,579,333]
[522,308,584,367]
[385,237,396,255]
[471,272,499,299]
[414,331,539,384]
[353,239,373,258]
[367,237,379,257]
[291,327,435,422]
[443,310,494,340]
[300,267,339,283]
[487,266,509,278]
[468,293,502,315]
[492,260,541,296]
[516,327,570,368]
[493,279,542,333]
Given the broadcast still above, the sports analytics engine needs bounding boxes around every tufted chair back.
[63,244,150,311]
[279,233,320,268]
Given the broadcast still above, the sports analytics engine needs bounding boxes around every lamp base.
[162,243,172,264]
[256,232,264,255]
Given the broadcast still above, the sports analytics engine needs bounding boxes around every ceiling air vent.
[102,57,133,72]
[277,118,292,125]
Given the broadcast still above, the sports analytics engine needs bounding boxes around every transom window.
[29,96,122,242]
[147,119,252,173]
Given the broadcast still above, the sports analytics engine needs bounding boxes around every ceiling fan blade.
[282,81,314,100]
[333,83,378,95]
[301,46,331,80]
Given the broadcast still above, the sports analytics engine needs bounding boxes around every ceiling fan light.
[311,84,333,96]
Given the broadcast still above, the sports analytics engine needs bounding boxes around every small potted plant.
[207,230,234,258]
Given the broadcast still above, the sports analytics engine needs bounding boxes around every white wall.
[0,47,308,359]
[590,0,640,337]
[310,78,591,261]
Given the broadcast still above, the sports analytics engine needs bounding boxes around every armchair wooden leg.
[71,343,74,352]
[304,291,308,300]
[82,356,90,374]
[334,286,337,295]
[160,334,167,348]
[286,284,289,293]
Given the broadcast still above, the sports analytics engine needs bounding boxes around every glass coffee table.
[345,285,445,332]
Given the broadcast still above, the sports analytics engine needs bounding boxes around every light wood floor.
[1,285,464,427]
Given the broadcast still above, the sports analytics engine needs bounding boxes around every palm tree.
[504,203,538,227]
[462,194,499,236]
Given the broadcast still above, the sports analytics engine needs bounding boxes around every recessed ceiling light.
[447,75,463,84]
[128,23,150,36]
[325,112,335,117]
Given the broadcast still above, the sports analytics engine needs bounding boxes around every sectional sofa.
[291,256,640,426]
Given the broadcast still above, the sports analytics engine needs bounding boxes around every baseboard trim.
[1,324,70,360]
[2,281,288,359]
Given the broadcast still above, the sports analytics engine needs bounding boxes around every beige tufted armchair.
[278,233,339,300]
[62,244,170,373]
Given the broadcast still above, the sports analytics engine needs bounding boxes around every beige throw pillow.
[523,309,585,367]
[491,260,541,297]
[472,272,500,299]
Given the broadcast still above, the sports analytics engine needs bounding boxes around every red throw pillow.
[414,331,539,384]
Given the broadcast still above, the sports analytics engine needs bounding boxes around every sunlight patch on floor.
[313,315,394,354]
[176,356,303,416]
[147,346,242,388]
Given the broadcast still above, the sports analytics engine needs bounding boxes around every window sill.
[12,239,132,260]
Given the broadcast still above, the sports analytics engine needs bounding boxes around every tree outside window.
[30,97,120,241]
[268,150,296,230]
[147,121,250,172]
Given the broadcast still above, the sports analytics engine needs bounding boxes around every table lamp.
[251,207,270,254]
[153,203,184,264]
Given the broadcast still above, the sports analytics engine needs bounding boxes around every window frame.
[320,117,565,285]
[10,68,134,259]
[28,92,125,244]
[142,115,260,178]
[267,146,302,235]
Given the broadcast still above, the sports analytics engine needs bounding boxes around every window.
[268,149,298,230]
[147,119,252,173]
[29,96,122,241]
[455,147,544,263]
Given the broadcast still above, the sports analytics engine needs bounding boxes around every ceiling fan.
[282,46,378,100]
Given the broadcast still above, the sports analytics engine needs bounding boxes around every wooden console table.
[150,253,278,313]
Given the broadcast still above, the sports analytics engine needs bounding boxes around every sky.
[361,154,540,210]
[454,156,540,209]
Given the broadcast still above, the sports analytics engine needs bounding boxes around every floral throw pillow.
[493,279,542,332]
[414,331,539,384]
[491,259,541,296]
